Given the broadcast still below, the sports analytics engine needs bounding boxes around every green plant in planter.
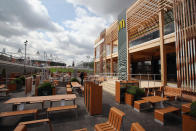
[71,78,79,83]
[14,78,23,89]
[37,82,54,96]
[10,79,16,84]
[126,86,145,100]
[33,74,36,79]
[2,68,6,78]
[19,76,25,85]
[189,101,196,118]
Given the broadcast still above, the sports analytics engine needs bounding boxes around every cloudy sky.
[0,0,134,65]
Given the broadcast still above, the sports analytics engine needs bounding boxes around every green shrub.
[19,76,25,85]
[126,86,145,100]
[10,80,16,84]
[14,78,23,89]
[37,82,54,96]
[2,69,6,78]
[189,101,196,118]
[71,78,79,83]
[33,74,36,79]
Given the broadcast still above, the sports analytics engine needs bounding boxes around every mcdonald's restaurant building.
[94,0,196,96]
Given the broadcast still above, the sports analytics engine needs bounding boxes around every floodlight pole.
[24,40,28,74]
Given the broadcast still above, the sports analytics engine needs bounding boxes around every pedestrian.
[80,72,84,85]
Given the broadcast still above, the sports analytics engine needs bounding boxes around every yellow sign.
[118,19,125,31]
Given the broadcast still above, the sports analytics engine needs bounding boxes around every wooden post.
[110,58,113,74]
[110,41,113,74]
[94,49,96,75]
[94,62,96,75]
[159,10,167,86]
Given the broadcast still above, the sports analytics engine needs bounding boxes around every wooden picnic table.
[142,96,168,103]
[0,84,6,89]
[71,82,81,88]
[71,82,83,95]
[5,94,76,104]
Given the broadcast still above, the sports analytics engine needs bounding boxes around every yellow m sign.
[118,19,125,31]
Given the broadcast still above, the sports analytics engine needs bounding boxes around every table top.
[141,86,160,89]
[71,82,81,87]
[142,96,168,103]
[182,103,191,108]
[0,84,5,89]
[5,94,76,104]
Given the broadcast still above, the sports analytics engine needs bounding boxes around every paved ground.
[0,82,183,131]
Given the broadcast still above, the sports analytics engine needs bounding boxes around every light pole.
[86,56,90,69]
[24,40,28,74]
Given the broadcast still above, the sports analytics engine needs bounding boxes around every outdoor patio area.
[0,83,183,131]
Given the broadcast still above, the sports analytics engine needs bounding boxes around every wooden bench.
[47,105,78,118]
[72,128,87,131]
[94,107,125,131]
[14,124,27,131]
[182,103,191,113]
[130,122,145,131]
[66,88,72,94]
[134,100,149,112]
[154,106,180,125]
[164,86,182,100]
[66,84,71,87]
[0,88,9,96]
[14,119,53,131]
[0,109,38,119]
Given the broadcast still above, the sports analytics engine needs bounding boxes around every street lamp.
[24,40,28,74]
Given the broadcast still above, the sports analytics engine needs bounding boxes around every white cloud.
[0,0,135,65]
[66,0,135,20]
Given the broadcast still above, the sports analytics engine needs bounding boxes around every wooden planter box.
[115,80,139,104]
[183,114,196,131]
[7,83,17,91]
[52,88,56,95]
[84,81,102,115]
[125,93,134,106]
[35,88,38,96]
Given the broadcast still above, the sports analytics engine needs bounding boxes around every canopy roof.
[126,0,173,31]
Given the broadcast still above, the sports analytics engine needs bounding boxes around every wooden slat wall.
[174,0,196,92]
[126,0,173,44]
[105,21,118,44]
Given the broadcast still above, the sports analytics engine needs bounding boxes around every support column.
[159,10,167,86]
[105,59,107,74]
[110,41,114,75]
[94,48,96,75]
[126,20,131,80]
[110,58,113,74]
[127,53,131,80]
[94,62,96,75]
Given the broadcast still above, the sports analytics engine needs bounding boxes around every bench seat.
[47,105,77,118]
[154,106,180,125]
[0,89,9,96]
[67,88,72,94]
[134,100,149,112]
[72,128,87,131]
[0,109,38,119]
[15,119,53,131]
[14,124,27,131]
[130,122,145,131]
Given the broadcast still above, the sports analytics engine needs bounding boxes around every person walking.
[80,72,84,85]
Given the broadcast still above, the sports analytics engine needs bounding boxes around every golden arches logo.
[118,19,125,31]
